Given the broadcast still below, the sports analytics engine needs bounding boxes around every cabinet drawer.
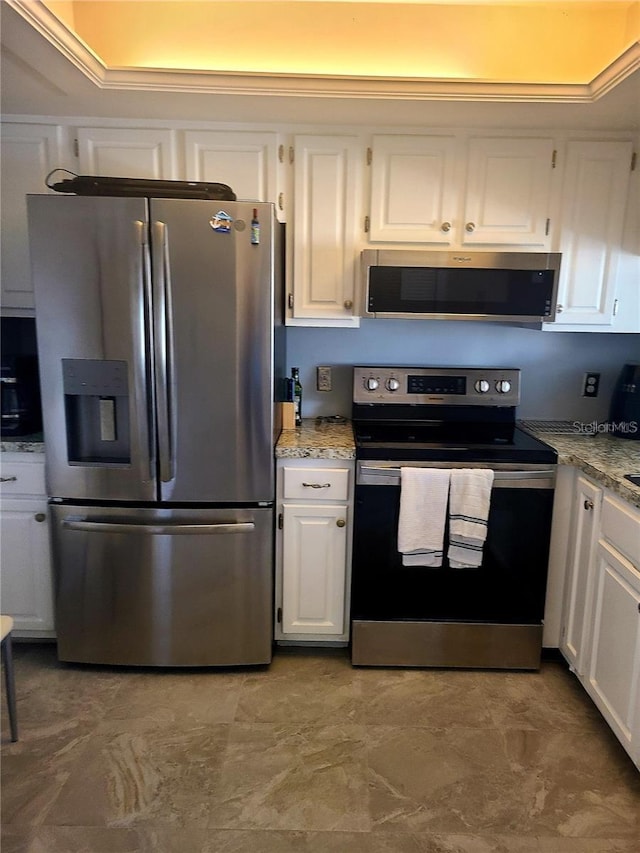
[283,467,350,501]
[0,459,46,496]
[601,495,640,568]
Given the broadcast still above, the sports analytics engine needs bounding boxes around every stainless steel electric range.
[350,365,557,670]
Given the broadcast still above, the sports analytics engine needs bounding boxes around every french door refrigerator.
[27,194,284,666]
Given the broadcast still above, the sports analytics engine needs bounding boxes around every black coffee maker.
[1,318,43,438]
[609,363,640,440]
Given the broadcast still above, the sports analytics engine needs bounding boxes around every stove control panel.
[353,366,520,406]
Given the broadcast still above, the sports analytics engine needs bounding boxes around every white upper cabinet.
[551,140,634,327]
[369,134,459,243]
[368,133,553,248]
[1,123,62,312]
[288,134,363,326]
[184,130,284,221]
[462,136,554,247]
[76,126,177,179]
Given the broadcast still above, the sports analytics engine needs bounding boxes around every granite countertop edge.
[275,419,356,461]
[519,424,640,510]
[6,424,638,510]
[1,439,45,454]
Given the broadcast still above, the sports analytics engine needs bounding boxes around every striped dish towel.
[447,468,494,568]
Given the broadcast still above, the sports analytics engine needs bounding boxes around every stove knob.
[386,377,401,392]
[495,379,512,394]
[474,379,490,394]
[365,377,379,391]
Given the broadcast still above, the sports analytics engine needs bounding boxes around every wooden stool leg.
[2,633,18,742]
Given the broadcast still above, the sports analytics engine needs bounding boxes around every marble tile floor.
[1,644,639,853]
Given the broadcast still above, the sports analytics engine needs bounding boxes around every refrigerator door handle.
[152,221,176,484]
[136,220,156,482]
[62,517,256,535]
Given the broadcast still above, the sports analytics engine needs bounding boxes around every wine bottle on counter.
[291,367,302,426]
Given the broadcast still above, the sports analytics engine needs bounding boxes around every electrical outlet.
[317,366,332,392]
[582,372,600,397]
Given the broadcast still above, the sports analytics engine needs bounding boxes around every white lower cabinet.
[559,475,602,675]
[560,478,640,768]
[0,454,55,636]
[586,539,640,765]
[275,458,354,644]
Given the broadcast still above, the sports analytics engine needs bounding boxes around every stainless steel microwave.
[361,250,561,323]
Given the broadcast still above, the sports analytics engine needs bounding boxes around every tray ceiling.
[2,1,639,127]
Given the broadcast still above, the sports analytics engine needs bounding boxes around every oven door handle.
[357,466,556,488]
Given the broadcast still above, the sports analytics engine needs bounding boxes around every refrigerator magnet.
[210,211,232,233]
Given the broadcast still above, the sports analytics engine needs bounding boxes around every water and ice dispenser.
[62,359,131,464]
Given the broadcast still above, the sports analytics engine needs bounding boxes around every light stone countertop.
[519,424,640,509]
[1,434,45,454]
[275,418,356,460]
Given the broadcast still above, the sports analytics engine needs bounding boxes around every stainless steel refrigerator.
[27,194,284,666]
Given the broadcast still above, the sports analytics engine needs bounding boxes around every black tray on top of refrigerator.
[47,173,236,201]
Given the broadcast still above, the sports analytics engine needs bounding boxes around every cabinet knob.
[336,518,346,528]
[34,513,46,522]
[441,221,452,233]
[344,299,353,310]
[465,222,476,233]
[584,499,594,511]
[556,304,564,314]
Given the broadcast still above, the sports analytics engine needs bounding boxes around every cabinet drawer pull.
[584,499,594,510]
[34,513,46,523]
[1,476,18,483]
[302,482,331,489]
[336,518,346,528]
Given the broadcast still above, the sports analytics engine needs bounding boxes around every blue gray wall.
[287,321,640,421]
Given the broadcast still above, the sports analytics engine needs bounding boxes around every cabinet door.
[369,134,458,243]
[560,476,602,675]
[554,140,633,325]
[76,127,176,179]
[0,498,54,634]
[281,503,348,635]
[184,130,283,220]
[0,123,61,311]
[462,137,554,246]
[289,135,361,325]
[586,540,640,764]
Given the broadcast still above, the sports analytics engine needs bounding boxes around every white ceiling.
[2,0,639,130]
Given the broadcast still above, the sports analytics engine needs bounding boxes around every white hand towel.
[447,468,494,568]
[398,467,451,567]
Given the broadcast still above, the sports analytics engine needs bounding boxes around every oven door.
[351,461,556,669]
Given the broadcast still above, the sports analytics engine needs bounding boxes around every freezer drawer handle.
[62,518,255,535]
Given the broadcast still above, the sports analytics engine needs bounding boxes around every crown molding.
[7,0,640,104]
